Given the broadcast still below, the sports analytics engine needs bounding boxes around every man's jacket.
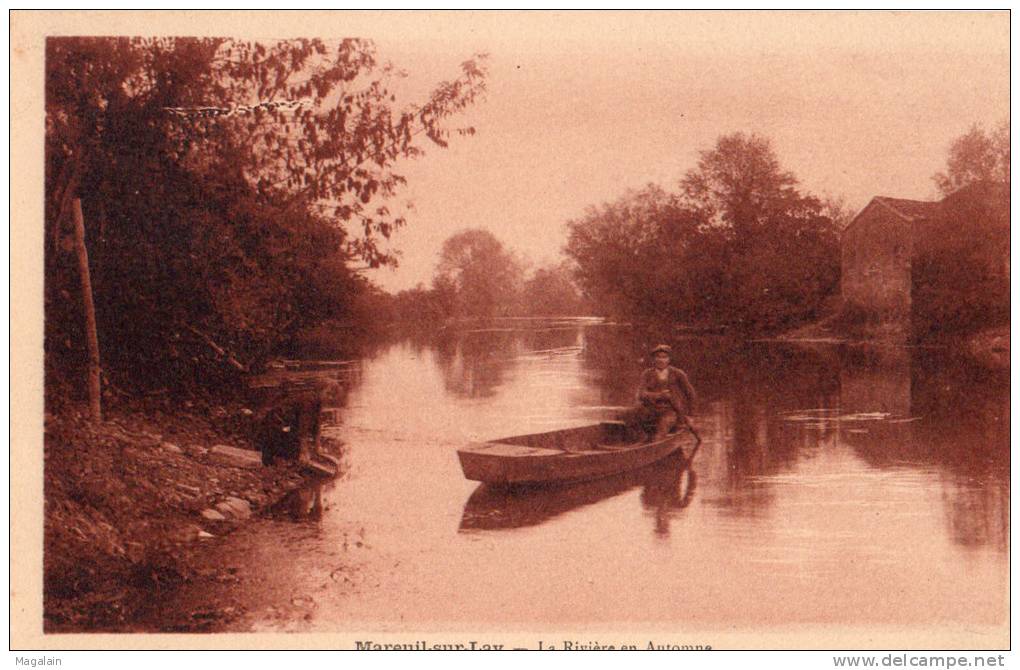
[637,366,696,417]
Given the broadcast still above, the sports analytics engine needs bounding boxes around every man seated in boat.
[627,344,700,443]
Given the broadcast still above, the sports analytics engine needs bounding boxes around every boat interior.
[494,421,652,453]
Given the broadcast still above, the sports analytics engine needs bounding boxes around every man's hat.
[650,344,672,355]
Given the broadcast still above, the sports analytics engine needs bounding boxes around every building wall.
[841,203,913,317]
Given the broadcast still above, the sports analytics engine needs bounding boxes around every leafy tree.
[386,283,450,326]
[933,121,1010,196]
[434,229,525,318]
[564,185,700,318]
[520,263,588,316]
[680,132,838,331]
[912,182,1009,338]
[680,132,801,234]
[45,37,486,397]
[565,134,840,333]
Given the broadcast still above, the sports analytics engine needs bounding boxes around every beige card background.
[10,10,1010,650]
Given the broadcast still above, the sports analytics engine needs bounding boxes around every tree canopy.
[933,120,1010,196]
[45,37,487,396]
[382,234,587,324]
[434,229,526,319]
[912,181,1010,338]
[566,133,840,333]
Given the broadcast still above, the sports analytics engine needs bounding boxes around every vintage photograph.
[15,10,1009,650]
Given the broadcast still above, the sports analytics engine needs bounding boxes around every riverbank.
[776,311,906,344]
[778,315,1009,370]
[43,396,334,631]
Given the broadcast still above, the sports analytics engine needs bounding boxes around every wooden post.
[71,197,102,422]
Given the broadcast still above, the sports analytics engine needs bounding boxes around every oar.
[681,415,702,445]
[684,441,701,467]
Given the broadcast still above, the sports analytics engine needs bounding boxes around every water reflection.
[460,449,698,532]
[639,445,700,537]
[317,322,1008,555]
[836,346,1009,552]
[433,330,519,398]
[212,319,1007,633]
[431,326,585,400]
[584,328,1005,550]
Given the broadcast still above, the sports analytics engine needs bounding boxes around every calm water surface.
[166,319,1009,637]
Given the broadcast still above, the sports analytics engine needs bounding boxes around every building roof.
[844,196,939,232]
[872,197,940,221]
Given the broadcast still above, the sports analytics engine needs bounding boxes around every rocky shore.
[43,397,335,631]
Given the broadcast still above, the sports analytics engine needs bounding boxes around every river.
[152,318,1009,644]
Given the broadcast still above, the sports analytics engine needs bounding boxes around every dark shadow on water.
[459,449,698,533]
[840,346,1009,551]
[640,444,700,537]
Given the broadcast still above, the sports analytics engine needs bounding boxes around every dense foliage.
[434,229,526,319]
[520,263,589,316]
[912,182,1010,339]
[45,37,486,396]
[910,123,1010,340]
[565,133,841,333]
[933,121,1010,196]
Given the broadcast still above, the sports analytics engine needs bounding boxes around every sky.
[351,11,1009,292]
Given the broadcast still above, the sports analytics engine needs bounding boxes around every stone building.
[841,182,1009,329]
[841,196,940,318]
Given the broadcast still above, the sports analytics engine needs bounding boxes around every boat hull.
[457,423,690,485]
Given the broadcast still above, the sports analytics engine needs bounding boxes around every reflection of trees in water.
[429,324,1006,550]
[517,326,580,353]
[839,345,912,417]
[939,483,1009,552]
[583,328,841,517]
[577,326,645,407]
[430,322,585,399]
[713,360,835,518]
[912,350,1008,552]
[839,346,1008,552]
[580,328,841,406]
[584,331,1006,550]
[403,322,1008,550]
[432,329,521,399]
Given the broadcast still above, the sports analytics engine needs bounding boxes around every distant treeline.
[377,229,589,325]
[380,133,846,333]
[44,33,1007,411]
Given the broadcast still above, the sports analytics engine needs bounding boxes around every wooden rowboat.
[457,421,693,486]
[460,450,691,531]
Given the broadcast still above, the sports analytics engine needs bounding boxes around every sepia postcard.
[10,9,1011,653]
